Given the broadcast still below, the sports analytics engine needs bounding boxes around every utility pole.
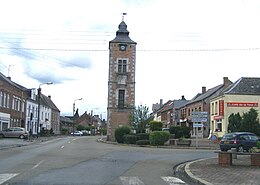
[73,98,82,135]
[37,82,53,137]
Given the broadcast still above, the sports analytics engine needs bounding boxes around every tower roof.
[110,21,136,44]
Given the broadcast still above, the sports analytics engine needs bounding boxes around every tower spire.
[122,13,127,21]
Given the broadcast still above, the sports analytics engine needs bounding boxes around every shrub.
[150,121,163,131]
[61,128,68,135]
[136,139,150,145]
[149,131,170,146]
[169,126,191,138]
[76,125,86,131]
[115,126,130,143]
[123,134,138,144]
[256,141,260,149]
[136,133,149,140]
[99,128,107,135]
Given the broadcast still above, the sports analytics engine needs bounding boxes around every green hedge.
[136,133,149,140]
[115,126,130,143]
[136,139,150,145]
[123,134,138,144]
[149,131,170,146]
[169,126,191,138]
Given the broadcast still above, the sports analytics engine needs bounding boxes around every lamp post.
[73,98,82,135]
[37,82,53,137]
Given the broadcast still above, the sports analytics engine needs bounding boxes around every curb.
[97,137,219,150]
[184,158,215,185]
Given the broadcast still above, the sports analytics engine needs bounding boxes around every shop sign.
[227,102,258,107]
[219,100,224,116]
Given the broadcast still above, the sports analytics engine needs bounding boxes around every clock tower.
[107,20,137,141]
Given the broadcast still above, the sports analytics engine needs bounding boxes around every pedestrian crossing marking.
[120,176,186,185]
[161,176,186,184]
[0,173,19,185]
[120,176,145,185]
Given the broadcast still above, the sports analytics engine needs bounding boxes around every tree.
[240,108,260,135]
[129,104,153,133]
[150,120,163,131]
[228,113,242,132]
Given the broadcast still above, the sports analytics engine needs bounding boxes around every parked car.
[81,130,91,136]
[220,132,260,152]
[0,127,28,139]
[70,131,83,136]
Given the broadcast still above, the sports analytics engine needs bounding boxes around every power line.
[0,46,259,52]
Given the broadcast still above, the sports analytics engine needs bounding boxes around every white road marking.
[61,145,64,149]
[31,160,44,169]
[120,176,145,185]
[0,173,19,185]
[161,176,186,184]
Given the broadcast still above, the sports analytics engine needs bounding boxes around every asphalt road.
[0,136,215,185]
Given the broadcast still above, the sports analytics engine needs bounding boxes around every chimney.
[223,77,230,86]
[7,76,11,80]
[202,86,206,94]
[160,99,163,107]
[48,95,51,99]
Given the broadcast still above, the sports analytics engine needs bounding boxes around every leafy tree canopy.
[129,104,153,133]
[228,108,260,136]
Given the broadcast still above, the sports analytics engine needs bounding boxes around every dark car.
[0,127,28,139]
[220,132,259,152]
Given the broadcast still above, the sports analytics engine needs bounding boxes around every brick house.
[153,96,188,128]
[0,73,27,130]
[179,77,232,137]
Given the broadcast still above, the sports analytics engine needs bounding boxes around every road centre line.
[31,160,44,169]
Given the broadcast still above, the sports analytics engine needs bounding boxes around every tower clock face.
[119,44,126,51]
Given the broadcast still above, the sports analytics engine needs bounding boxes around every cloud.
[63,56,92,69]
[22,62,74,84]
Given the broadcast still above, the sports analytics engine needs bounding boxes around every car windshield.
[222,134,235,141]
[249,135,258,141]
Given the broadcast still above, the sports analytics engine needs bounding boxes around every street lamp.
[72,98,82,134]
[37,82,53,137]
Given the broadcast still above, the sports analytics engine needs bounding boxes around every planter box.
[176,139,191,146]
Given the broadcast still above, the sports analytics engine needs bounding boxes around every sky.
[0,0,260,119]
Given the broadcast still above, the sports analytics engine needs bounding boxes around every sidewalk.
[184,156,260,185]
[0,136,59,150]
[180,138,260,185]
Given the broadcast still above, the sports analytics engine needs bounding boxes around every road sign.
[193,123,203,127]
[192,111,208,122]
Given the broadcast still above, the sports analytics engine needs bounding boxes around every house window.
[215,102,218,115]
[118,90,125,108]
[118,59,127,73]
[211,103,214,115]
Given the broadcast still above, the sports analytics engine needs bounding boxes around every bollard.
[231,148,237,159]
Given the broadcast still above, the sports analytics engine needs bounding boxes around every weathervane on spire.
[122,13,127,21]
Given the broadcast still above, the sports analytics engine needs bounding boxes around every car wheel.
[237,146,244,152]
[0,134,4,138]
[19,135,25,139]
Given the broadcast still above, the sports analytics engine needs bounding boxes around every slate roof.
[40,94,60,112]
[0,72,27,91]
[186,84,224,105]
[110,21,136,44]
[224,77,260,95]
